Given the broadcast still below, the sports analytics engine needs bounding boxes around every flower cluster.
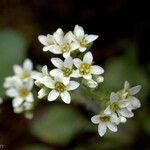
[91,81,141,137]
[4,59,35,119]
[33,25,104,104]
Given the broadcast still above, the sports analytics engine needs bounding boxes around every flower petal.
[42,65,48,75]
[124,81,130,90]
[43,45,62,54]
[13,65,23,75]
[130,97,141,108]
[91,65,104,75]
[60,91,71,104]
[67,81,80,91]
[51,58,63,68]
[104,106,111,115]
[48,90,59,101]
[98,122,107,137]
[71,70,81,78]
[79,47,87,52]
[85,35,98,43]
[26,93,34,102]
[83,74,92,80]
[129,85,142,95]
[73,58,82,68]
[118,108,134,118]
[110,92,119,102]
[91,115,100,124]
[23,59,33,71]
[50,69,62,77]
[64,57,73,69]
[43,77,55,89]
[6,88,18,97]
[74,25,84,40]
[12,98,24,107]
[38,35,48,45]
[83,52,93,64]
[107,123,117,132]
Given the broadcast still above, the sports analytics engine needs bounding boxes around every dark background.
[0,0,150,150]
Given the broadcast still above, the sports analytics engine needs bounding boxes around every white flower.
[4,76,20,88]
[104,92,134,119]
[72,25,98,52]
[43,28,79,58]
[38,34,55,51]
[6,79,34,108]
[73,52,104,80]
[121,81,142,111]
[91,112,120,137]
[13,58,34,82]
[43,75,79,104]
[50,57,75,84]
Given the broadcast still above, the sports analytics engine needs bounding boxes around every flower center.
[61,43,70,53]
[79,63,91,75]
[79,39,86,47]
[110,102,120,111]
[100,115,110,122]
[20,71,31,81]
[55,82,66,92]
[19,88,29,98]
[62,68,72,77]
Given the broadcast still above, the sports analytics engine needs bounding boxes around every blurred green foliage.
[0,29,27,98]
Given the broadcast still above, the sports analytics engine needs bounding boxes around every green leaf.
[30,104,87,146]
[0,29,27,98]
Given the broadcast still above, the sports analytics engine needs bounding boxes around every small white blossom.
[104,92,134,119]
[50,57,75,84]
[73,52,104,80]
[91,112,120,137]
[121,81,142,111]
[42,28,79,58]
[6,79,34,108]
[72,25,98,52]
[13,59,34,82]
[43,75,80,104]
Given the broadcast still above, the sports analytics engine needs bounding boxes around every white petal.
[73,58,82,68]
[130,97,141,108]
[91,115,100,124]
[55,28,64,36]
[71,70,81,78]
[53,32,63,45]
[63,52,71,59]
[67,81,80,91]
[107,123,117,132]
[83,52,93,64]
[6,88,18,97]
[74,25,84,40]
[85,35,98,43]
[124,81,130,90]
[64,31,73,44]
[119,101,130,108]
[26,79,34,90]
[129,85,142,95]
[111,114,120,124]
[13,65,23,75]
[104,106,111,115]
[110,92,119,103]
[79,47,87,52]
[91,65,104,75]
[60,91,71,104]
[62,77,70,85]
[87,80,98,88]
[83,74,92,80]
[23,59,33,71]
[12,98,24,107]
[70,42,79,50]
[118,108,134,118]
[50,69,62,77]
[43,77,55,89]
[51,57,63,68]
[38,88,47,99]
[43,45,62,54]
[42,65,48,75]
[119,116,127,123]
[38,35,48,45]
[64,57,73,69]
[26,93,34,102]
[48,90,59,101]
[98,122,107,137]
